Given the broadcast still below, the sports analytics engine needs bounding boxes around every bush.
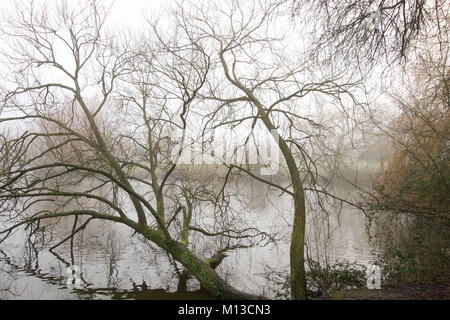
[305,259,367,297]
[261,260,368,299]
[375,215,450,285]
[366,39,450,287]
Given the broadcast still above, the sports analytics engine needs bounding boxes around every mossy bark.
[243,90,308,299]
[139,225,259,299]
[278,139,308,299]
[290,187,307,299]
[180,189,192,246]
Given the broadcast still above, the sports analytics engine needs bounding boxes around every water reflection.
[0,182,378,300]
[0,243,214,300]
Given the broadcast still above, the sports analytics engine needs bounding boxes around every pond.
[0,178,378,300]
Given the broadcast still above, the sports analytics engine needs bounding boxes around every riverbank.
[323,281,450,300]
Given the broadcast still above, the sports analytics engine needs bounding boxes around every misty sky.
[2,0,169,29]
[0,0,395,155]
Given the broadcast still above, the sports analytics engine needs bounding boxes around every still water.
[0,179,378,300]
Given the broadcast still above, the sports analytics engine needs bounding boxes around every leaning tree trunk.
[138,224,260,299]
[278,138,308,300]
[250,94,308,299]
[213,62,308,299]
[289,185,307,299]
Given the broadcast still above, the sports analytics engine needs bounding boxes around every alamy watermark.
[366,265,381,290]
[66,265,83,289]
[169,128,280,175]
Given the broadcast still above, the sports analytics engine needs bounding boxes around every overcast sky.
[108,0,169,29]
[0,0,394,124]
[2,0,170,29]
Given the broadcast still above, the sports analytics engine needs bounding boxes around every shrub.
[375,215,450,285]
[305,259,367,297]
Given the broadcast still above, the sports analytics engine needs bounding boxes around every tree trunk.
[218,59,308,299]
[280,140,308,299]
[290,189,307,299]
[140,226,261,299]
[249,94,308,299]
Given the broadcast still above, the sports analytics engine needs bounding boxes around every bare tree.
[290,0,447,65]
[0,1,271,299]
[168,0,368,299]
